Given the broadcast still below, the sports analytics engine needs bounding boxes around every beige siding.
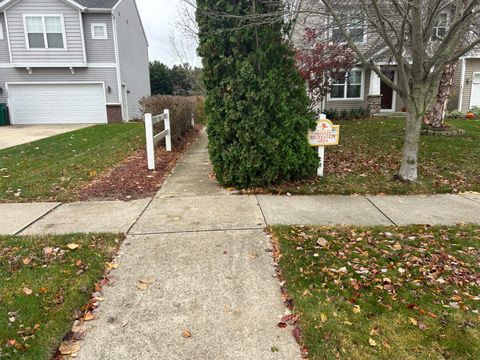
[0,13,10,62]
[461,58,480,112]
[0,67,119,103]
[83,13,115,63]
[5,0,85,65]
[114,0,150,119]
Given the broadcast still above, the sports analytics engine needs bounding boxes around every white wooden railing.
[144,110,171,170]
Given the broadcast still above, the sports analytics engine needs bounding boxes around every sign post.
[308,115,340,177]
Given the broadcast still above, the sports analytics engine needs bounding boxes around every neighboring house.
[0,0,150,124]
[293,4,480,115]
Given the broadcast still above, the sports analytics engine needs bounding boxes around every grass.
[0,233,123,359]
[268,119,480,195]
[271,225,480,359]
[0,123,145,202]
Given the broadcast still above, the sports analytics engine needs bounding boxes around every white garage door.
[7,83,108,124]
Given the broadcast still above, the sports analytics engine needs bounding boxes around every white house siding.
[114,0,150,119]
[0,13,10,62]
[83,13,115,63]
[5,0,85,65]
[0,67,119,104]
[461,58,480,112]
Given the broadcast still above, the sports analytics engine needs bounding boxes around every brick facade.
[106,105,123,124]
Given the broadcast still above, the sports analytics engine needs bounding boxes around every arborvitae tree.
[196,0,318,188]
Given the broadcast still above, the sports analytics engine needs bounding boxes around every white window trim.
[327,68,365,101]
[433,11,450,41]
[91,23,108,40]
[23,14,67,50]
[0,22,4,40]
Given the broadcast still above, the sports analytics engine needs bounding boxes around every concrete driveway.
[0,124,94,150]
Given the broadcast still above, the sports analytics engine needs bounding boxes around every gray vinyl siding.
[5,0,85,65]
[0,13,10,62]
[114,0,149,119]
[83,13,115,63]
[0,67,119,103]
[461,58,480,112]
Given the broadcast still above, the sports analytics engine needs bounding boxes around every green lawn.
[0,123,144,202]
[0,233,123,359]
[272,225,480,359]
[268,119,480,195]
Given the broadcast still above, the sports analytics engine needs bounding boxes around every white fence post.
[145,113,155,170]
[164,109,172,152]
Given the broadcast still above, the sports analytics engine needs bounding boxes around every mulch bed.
[78,125,203,201]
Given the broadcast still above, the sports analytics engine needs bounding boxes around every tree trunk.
[398,110,423,182]
[424,62,458,128]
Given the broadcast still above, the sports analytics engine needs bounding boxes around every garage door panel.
[8,83,107,124]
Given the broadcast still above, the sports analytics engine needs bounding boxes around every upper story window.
[432,12,449,41]
[0,22,4,40]
[330,70,363,100]
[331,14,365,44]
[91,23,108,40]
[24,15,66,49]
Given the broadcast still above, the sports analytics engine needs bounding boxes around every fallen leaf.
[59,341,80,355]
[409,317,418,326]
[393,242,402,250]
[23,287,33,295]
[137,283,149,291]
[39,287,48,294]
[370,326,380,336]
[353,305,361,314]
[418,321,427,330]
[369,338,377,347]
[67,243,79,250]
[182,329,192,338]
[278,322,288,328]
[83,312,96,321]
[316,238,328,247]
[320,313,328,323]
[22,257,32,265]
[271,346,279,352]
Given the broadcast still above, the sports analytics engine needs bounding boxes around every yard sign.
[308,115,340,177]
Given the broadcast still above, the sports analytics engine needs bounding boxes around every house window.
[432,12,449,41]
[331,14,365,44]
[91,23,107,40]
[0,22,4,40]
[25,15,65,49]
[330,70,363,99]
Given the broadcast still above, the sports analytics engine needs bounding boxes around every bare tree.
[188,0,480,182]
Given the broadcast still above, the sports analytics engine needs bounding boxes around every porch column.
[369,71,381,95]
[367,70,382,115]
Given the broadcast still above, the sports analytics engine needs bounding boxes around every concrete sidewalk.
[75,131,300,359]
[2,192,479,236]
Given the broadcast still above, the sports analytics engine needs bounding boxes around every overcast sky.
[136,0,202,67]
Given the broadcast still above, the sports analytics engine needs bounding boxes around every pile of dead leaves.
[78,126,202,201]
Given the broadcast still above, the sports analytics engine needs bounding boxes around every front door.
[380,68,395,111]
[471,72,480,108]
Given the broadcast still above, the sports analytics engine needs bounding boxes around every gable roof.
[0,0,120,10]
[75,0,120,9]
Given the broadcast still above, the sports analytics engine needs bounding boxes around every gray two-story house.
[0,0,150,124]
[293,3,480,115]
